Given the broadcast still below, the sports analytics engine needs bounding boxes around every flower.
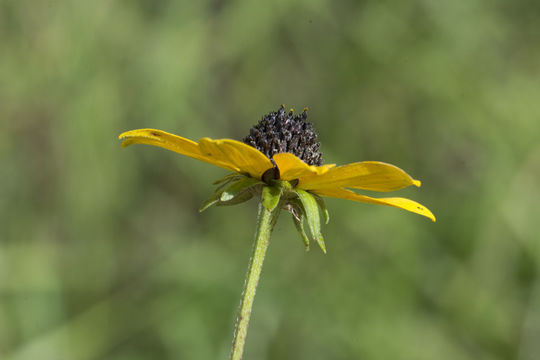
[119,106,435,252]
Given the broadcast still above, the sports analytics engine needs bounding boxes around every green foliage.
[1,0,540,359]
[296,190,326,254]
[261,185,282,212]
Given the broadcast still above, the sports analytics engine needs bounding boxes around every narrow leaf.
[217,190,254,206]
[296,189,327,254]
[213,173,241,185]
[220,177,261,202]
[215,174,244,192]
[313,194,330,224]
[199,191,222,212]
[314,229,326,254]
[201,177,258,212]
[292,212,310,251]
[262,185,281,211]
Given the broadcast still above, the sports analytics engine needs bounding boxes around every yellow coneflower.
[119,105,435,360]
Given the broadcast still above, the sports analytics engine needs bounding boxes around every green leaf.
[199,191,222,212]
[262,185,281,211]
[292,210,310,251]
[217,189,254,206]
[200,177,259,212]
[213,173,242,185]
[313,194,330,224]
[220,177,261,202]
[296,189,327,254]
[215,174,245,192]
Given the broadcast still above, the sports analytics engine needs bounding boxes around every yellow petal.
[118,129,239,172]
[298,161,421,192]
[198,138,274,179]
[273,152,335,181]
[312,187,435,222]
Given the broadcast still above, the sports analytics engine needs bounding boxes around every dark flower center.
[243,105,323,166]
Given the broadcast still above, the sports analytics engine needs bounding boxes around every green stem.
[230,203,279,360]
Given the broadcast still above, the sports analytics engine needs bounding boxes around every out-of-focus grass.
[1,0,539,359]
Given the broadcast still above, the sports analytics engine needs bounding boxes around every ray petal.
[273,152,335,181]
[298,161,421,192]
[119,129,239,172]
[312,187,435,221]
[198,138,274,179]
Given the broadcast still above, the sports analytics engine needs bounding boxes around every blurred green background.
[2,0,539,359]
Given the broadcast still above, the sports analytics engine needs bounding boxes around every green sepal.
[296,189,327,254]
[288,200,309,250]
[200,176,260,212]
[221,177,261,202]
[262,185,282,211]
[313,194,330,224]
[213,173,242,185]
[199,191,222,212]
[215,174,244,192]
[217,189,254,206]
[292,210,310,251]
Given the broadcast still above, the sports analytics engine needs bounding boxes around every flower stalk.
[230,201,280,360]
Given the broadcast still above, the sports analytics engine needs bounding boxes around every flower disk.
[243,105,323,166]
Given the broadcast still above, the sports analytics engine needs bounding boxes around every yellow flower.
[119,108,436,359]
[119,106,435,254]
[118,129,435,222]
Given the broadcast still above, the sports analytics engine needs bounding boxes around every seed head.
[243,105,323,166]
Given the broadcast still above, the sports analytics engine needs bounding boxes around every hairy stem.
[230,203,279,360]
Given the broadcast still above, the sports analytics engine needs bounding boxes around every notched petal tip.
[119,138,140,148]
[118,130,145,147]
[118,129,162,141]
[118,130,135,140]
[117,129,253,173]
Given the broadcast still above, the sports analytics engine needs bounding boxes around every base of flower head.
[202,173,329,254]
